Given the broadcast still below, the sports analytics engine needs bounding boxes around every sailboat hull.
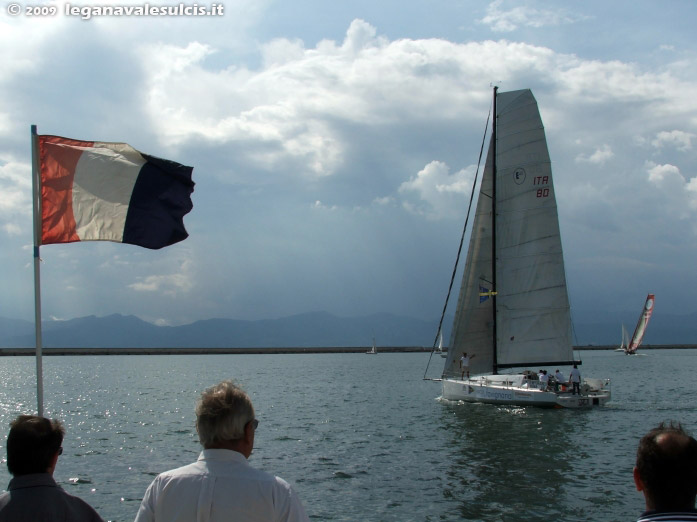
[441,375,611,409]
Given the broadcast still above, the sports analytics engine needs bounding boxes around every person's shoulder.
[244,464,288,484]
[149,460,204,482]
[242,465,295,494]
[271,473,294,490]
[72,497,105,522]
[637,510,697,521]
[164,460,201,473]
[52,488,105,522]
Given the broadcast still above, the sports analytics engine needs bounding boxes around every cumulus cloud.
[647,161,682,183]
[126,17,696,198]
[0,15,62,84]
[480,0,589,33]
[575,144,614,165]
[140,20,623,184]
[128,260,194,296]
[0,156,31,237]
[0,113,10,135]
[646,161,697,211]
[312,200,338,211]
[398,161,475,220]
[373,196,394,207]
[139,38,347,177]
[3,222,21,236]
[651,130,695,151]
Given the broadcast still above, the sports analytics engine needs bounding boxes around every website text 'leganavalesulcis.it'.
[6,2,224,19]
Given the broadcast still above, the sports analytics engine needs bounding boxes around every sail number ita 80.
[534,175,549,198]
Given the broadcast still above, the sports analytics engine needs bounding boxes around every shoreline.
[0,344,695,356]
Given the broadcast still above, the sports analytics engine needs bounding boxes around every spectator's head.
[7,415,65,476]
[634,421,697,511]
[196,381,257,456]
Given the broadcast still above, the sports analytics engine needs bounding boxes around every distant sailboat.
[438,88,611,408]
[436,333,447,358]
[616,324,630,352]
[366,338,377,354]
[622,294,655,355]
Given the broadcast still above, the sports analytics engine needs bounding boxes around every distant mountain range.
[0,312,446,349]
[0,310,696,349]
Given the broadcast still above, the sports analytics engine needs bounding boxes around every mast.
[491,86,498,375]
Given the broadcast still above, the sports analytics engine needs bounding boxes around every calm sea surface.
[0,349,696,521]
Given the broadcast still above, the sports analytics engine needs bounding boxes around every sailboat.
[616,324,630,352]
[622,294,655,355]
[366,338,377,354]
[437,333,448,358]
[440,88,611,408]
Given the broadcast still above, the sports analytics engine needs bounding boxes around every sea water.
[0,349,696,521]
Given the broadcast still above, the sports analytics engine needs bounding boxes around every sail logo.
[479,285,496,303]
[513,168,526,185]
[484,389,513,400]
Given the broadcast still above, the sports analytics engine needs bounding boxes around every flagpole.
[31,125,44,417]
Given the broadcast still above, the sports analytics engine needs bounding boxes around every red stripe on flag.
[39,136,94,245]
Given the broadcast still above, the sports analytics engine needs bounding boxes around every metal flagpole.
[31,125,44,417]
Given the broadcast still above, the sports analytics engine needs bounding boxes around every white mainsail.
[444,89,574,378]
[619,324,629,351]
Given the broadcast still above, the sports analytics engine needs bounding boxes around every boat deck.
[441,374,611,408]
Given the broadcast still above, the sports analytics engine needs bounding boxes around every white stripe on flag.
[72,142,145,242]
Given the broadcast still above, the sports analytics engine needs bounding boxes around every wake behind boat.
[437,88,610,409]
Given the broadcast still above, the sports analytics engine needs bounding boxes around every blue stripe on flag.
[123,153,195,249]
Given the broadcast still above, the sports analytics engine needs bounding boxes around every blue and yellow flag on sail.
[479,285,497,303]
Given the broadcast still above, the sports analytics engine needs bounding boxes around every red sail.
[627,294,655,353]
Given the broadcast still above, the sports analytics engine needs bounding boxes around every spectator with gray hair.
[135,380,309,522]
[0,415,104,521]
[635,421,697,521]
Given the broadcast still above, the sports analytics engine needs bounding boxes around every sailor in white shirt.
[460,353,475,379]
[134,381,309,522]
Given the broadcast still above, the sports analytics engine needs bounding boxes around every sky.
[1,0,696,328]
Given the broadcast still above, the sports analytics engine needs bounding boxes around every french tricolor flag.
[38,135,194,250]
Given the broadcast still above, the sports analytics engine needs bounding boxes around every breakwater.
[0,344,695,356]
[0,346,430,356]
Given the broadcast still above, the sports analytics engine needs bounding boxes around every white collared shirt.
[134,449,309,522]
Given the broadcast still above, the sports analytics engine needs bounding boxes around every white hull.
[441,374,611,409]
